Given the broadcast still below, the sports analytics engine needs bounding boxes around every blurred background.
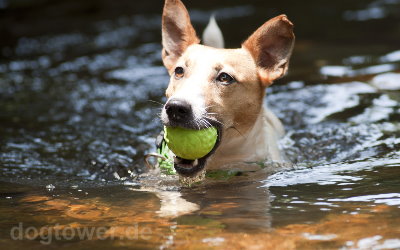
[1,1,400,249]
[0,0,399,184]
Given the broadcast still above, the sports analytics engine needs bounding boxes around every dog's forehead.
[180,44,255,71]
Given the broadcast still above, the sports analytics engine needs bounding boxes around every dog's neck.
[206,107,285,170]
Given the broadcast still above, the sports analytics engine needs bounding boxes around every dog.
[160,0,295,178]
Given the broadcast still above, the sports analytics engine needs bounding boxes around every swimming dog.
[160,0,295,177]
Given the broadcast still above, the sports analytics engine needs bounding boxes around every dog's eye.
[216,72,235,85]
[174,67,184,78]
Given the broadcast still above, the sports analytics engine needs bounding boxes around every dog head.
[160,0,295,176]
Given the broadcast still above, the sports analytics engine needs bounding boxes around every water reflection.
[0,0,400,248]
[1,182,400,249]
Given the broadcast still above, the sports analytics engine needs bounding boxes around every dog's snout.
[165,99,193,121]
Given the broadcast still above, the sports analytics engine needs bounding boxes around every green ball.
[164,126,218,160]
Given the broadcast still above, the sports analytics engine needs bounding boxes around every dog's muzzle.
[161,98,223,177]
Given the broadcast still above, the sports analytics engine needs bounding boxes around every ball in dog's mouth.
[172,125,222,177]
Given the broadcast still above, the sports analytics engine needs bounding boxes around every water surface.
[0,0,400,249]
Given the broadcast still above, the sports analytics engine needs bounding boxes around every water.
[1,0,400,249]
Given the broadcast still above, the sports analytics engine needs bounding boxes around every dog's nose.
[165,98,193,121]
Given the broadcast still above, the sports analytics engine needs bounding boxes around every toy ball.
[164,126,217,160]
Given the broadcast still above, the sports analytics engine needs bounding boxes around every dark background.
[1,0,400,47]
[1,0,400,84]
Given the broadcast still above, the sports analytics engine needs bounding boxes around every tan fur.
[243,15,295,86]
[161,0,295,171]
[166,45,263,136]
[162,0,200,72]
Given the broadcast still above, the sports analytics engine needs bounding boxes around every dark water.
[1,0,400,249]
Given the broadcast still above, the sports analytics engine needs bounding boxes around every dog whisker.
[196,117,207,129]
[195,118,202,130]
[203,119,212,128]
[203,116,224,126]
[201,120,209,129]
[147,99,164,107]
[204,105,216,110]
[198,120,206,129]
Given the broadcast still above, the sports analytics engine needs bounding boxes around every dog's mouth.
[173,120,222,177]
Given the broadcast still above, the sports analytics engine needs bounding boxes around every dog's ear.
[162,0,200,72]
[242,15,295,86]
